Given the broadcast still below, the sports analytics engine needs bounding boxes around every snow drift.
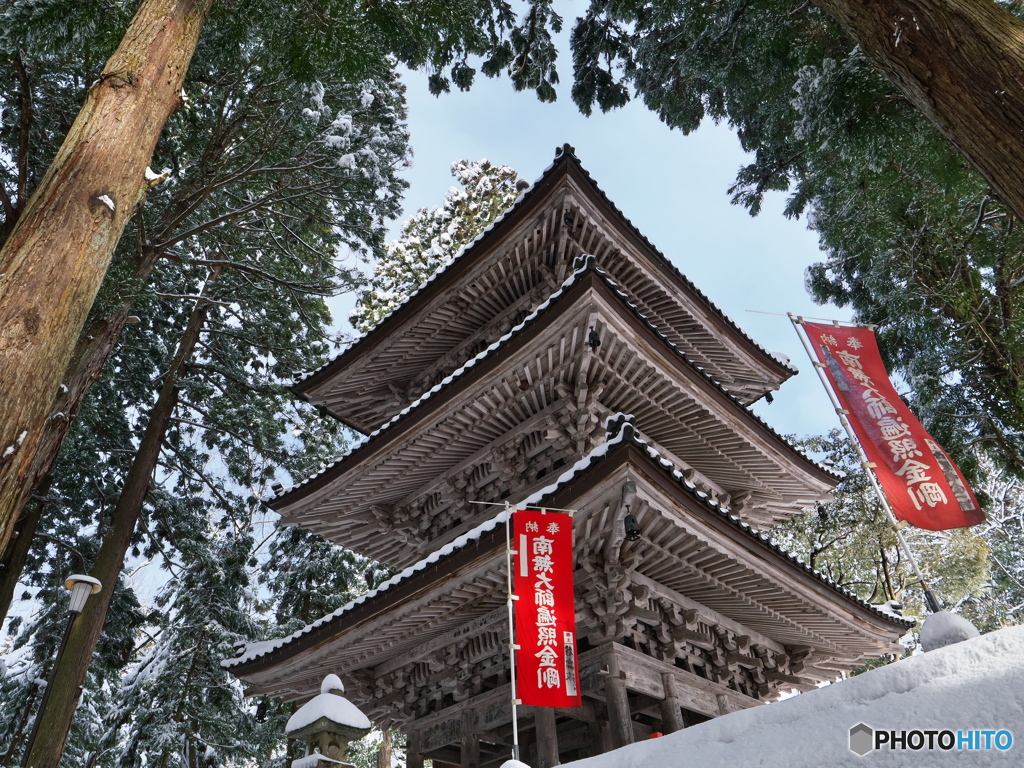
[564,624,1024,767]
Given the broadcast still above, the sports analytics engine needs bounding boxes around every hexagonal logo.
[849,723,874,756]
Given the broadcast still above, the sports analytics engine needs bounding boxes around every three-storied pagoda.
[225,146,912,767]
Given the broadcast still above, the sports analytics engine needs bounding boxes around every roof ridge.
[293,145,794,397]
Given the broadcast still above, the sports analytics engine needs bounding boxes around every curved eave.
[227,416,908,680]
[292,144,795,412]
[290,149,576,398]
[269,258,836,514]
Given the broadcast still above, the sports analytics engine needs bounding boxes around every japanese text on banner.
[513,509,582,708]
[803,321,983,531]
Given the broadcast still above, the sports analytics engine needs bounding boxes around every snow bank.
[564,624,1024,768]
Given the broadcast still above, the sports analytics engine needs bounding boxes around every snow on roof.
[560,145,799,377]
[270,256,596,504]
[294,144,795,389]
[285,691,371,734]
[562,623,1024,768]
[292,154,550,388]
[226,415,902,672]
[270,255,836,505]
[224,416,635,670]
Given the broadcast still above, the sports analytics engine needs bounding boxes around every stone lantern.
[286,674,372,768]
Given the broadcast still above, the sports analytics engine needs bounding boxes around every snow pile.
[919,611,980,652]
[321,673,345,694]
[564,624,1024,768]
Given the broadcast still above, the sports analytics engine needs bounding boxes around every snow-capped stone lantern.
[286,674,371,768]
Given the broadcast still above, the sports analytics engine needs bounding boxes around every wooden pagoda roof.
[294,145,797,434]
[225,416,909,704]
[269,259,837,567]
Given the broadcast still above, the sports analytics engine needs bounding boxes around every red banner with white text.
[803,322,984,530]
[513,509,582,708]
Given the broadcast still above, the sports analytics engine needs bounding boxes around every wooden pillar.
[461,709,480,768]
[604,653,634,748]
[534,707,559,768]
[588,702,613,756]
[716,693,729,716]
[406,731,424,768]
[659,673,685,734]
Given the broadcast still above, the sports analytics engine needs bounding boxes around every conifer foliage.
[350,159,521,332]
[0,8,412,765]
[569,0,1024,479]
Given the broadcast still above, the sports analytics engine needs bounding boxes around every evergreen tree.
[261,527,377,635]
[569,1,1024,479]
[351,159,520,332]
[0,0,566,556]
[107,528,283,768]
[2,61,411,768]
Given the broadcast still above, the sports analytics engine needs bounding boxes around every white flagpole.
[789,314,942,614]
[504,501,522,761]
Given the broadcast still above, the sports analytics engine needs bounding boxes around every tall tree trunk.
[815,0,1024,221]
[0,499,44,623]
[23,277,216,768]
[0,0,212,559]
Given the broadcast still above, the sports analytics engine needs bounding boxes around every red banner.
[803,322,984,530]
[513,509,582,708]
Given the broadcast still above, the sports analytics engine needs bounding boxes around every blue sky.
[336,64,854,441]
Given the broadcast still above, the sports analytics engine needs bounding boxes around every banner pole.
[789,313,942,614]
[504,501,521,761]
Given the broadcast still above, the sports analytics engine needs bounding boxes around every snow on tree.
[2,60,412,768]
[105,530,283,768]
[773,432,992,631]
[0,0,565,575]
[351,159,521,333]
[570,0,1024,479]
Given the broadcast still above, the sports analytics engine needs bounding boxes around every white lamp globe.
[65,575,102,613]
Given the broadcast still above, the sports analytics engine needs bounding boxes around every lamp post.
[21,574,102,768]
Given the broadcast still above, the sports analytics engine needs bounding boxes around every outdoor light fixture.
[66,574,101,614]
[621,480,641,542]
[624,513,642,542]
[21,575,102,768]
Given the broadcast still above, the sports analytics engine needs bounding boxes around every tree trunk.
[378,730,393,768]
[0,499,43,623]
[23,278,216,768]
[814,0,1024,221]
[0,0,212,560]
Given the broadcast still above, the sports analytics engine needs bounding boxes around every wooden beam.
[406,731,424,768]
[373,605,507,678]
